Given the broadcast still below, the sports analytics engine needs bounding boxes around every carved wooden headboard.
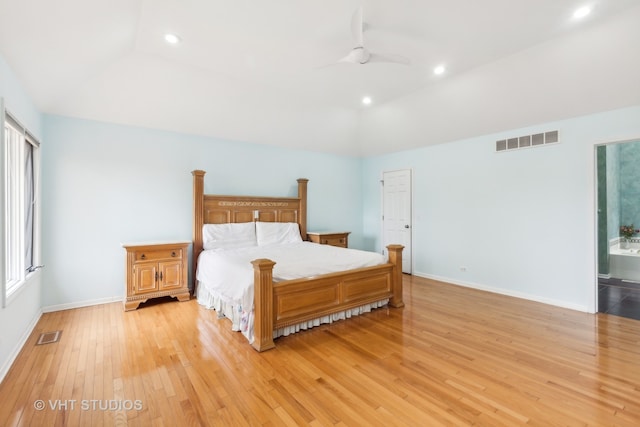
[191,170,308,290]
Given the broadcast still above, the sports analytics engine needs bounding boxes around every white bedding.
[196,242,387,343]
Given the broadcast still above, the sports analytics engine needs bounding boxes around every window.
[2,105,40,305]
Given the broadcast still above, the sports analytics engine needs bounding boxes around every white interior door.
[382,169,412,274]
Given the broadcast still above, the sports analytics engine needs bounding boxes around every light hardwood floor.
[1,276,640,426]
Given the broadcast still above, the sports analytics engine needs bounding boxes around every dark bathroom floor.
[598,277,640,321]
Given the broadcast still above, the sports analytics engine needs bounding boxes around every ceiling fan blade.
[367,52,411,66]
[339,47,370,64]
[322,5,409,68]
[350,6,364,47]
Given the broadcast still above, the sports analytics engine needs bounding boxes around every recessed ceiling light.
[362,96,372,105]
[164,33,181,45]
[433,65,446,75]
[573,6,591,20]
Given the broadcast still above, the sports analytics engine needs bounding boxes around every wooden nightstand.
[122,241,191,311]
[307,231,350,248]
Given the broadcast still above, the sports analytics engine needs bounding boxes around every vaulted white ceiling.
[1,0,639,155]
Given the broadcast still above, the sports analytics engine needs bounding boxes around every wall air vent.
[495,130,559,152]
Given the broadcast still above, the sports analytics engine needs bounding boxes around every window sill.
[3,269,41,307]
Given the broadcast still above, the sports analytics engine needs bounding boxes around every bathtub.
[610,240,640,282]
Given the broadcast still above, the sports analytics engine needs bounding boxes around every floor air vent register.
[36,330,62,345]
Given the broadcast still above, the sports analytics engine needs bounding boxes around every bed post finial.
[192,170,206,294]
[297,178,308,240]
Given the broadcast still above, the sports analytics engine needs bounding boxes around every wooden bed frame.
[192,170,404,351]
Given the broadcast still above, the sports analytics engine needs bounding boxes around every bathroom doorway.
[596,139,640,321]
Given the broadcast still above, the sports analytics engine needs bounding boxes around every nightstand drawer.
[307,231,350,248]
[134,248,183,261]
[321,236,348,247]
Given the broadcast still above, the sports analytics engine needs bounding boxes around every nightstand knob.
[141,254,146,260]
[171,251,176,257]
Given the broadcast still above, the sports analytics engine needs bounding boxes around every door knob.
[404,225,410,229]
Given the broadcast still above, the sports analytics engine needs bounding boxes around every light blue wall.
[362,106,640,312]
[0,55,43,380]
[41,116,363,308]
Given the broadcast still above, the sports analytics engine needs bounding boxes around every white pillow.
[202,222,256,250]
[256,222,302,246]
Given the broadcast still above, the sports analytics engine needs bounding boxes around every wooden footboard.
[251,244,404,352]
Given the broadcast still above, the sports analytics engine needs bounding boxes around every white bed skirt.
[196,283,389,344]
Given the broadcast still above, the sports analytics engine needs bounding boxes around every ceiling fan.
[337,6,410,66]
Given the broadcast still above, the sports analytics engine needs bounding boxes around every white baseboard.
[413,271,591,313]
[0,308,42,384]
[42,296,122,313]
